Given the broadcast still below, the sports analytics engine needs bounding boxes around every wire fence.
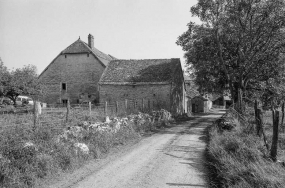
[42,98,168,118]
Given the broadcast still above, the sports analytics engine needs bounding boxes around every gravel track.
[51,110,224,188]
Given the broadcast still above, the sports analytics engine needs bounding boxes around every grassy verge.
[0,110,170,188]
[207,112,285,188]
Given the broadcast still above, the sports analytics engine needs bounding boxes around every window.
[62,99,68,104]
[65,55,67,58]
[87,54,89,57]
[62,83,66,90]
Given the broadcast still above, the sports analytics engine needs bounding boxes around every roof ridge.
[111,58,178,61]
[82,41,112,60]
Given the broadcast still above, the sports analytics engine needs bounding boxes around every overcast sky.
[0,0,199,74]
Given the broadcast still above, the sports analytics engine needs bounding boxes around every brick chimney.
[88,34,94,49]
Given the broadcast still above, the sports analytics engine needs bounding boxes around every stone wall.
[39,53,105,104]
[170,64,185,115]
[99,84,171,111]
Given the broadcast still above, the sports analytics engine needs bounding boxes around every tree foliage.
[0,58,9,98]
[0,60,43,104]
[177,0,285,109]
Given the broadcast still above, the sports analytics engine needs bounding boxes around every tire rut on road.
[57,110,224,188]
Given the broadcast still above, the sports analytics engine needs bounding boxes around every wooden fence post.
[271,110,279,162]
[281,102,285,133]
[104,101,108,117]
[254,100,259,134]
[116,101,118,116]
[33,100,40,130]
[66,99,70,123]
[125,99,128,114]
[89,102,91,117]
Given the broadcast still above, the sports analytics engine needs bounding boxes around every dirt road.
[54,110,224,188]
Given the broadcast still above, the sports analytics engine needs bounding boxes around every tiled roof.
[186,89,200,98]
[99,59,181,83]
[192,96,208,101]
[61,39,115,66]
[209,94,231,101]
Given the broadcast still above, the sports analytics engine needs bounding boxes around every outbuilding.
[98,59,186,116]
[191,96,209,113]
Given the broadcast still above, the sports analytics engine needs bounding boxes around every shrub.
[207,115,285,188]
[0,109,170,187]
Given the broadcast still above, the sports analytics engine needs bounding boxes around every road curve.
[67,110,224,188]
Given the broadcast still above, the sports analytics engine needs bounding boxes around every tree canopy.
[177,0,285,109]
[0,60,43,104]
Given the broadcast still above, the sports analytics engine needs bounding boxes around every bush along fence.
[0,106,173,187]
[208,109,285,188]
[228,101,285,162]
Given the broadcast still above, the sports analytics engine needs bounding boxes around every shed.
[191,96,209,113]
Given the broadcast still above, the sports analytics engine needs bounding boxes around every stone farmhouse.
[39,34,187,115]
[99,59,186,115]
[38,34,115,104]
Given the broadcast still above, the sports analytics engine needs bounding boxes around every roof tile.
[100,59,181,83]
[61,39,115,66]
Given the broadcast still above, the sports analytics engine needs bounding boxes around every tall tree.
[177,0,285,112]
[0,58,9,101]
[5,65,43,104]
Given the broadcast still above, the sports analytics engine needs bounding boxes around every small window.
[65,55,67,58]
[62,99,68,104]
[87,54,89,57]
[62,83,66,90]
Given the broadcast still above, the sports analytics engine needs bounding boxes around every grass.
[207,110,285,188]
[0,109,167,188]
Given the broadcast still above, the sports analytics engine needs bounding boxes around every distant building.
[38,34,115,104]
[184,76,212,113]
[191,96,209,113]
[211,94,231,109]
[99,59,186,116]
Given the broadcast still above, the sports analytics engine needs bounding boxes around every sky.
[0,0,200,74]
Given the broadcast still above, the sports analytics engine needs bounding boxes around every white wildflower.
[74,143,89,155]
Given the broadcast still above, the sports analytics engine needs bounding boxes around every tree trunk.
[257,108,264,136]
[237,88,243,114]
[254,100,261,136]
[271,110,279,162]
